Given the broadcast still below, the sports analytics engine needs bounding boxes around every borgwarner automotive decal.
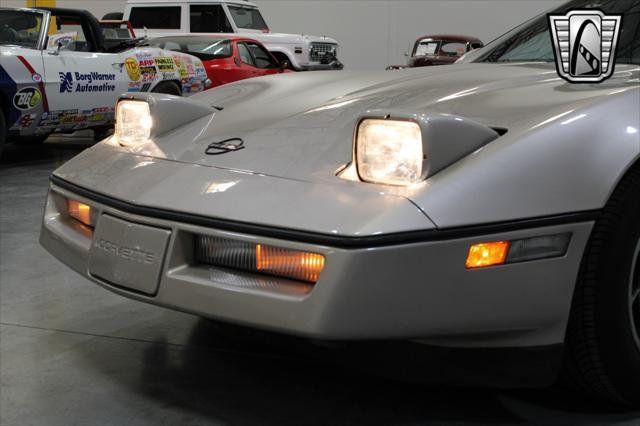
[59,71,117,93]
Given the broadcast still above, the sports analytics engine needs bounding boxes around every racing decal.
[59,72,73,93]
[124,57,141,81]
[18,114,36,128]
[135,52,154,60]
[173,57,188,78]
[59,71,116,93]
[154,57,175,72]
[16,56,49,112]
[38,107,114,131]
[141,70,156,82]
[13,87,42,110]
[128,81,142,92]
[141,82,152,92]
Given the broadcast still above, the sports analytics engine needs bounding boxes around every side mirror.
[48,41,64,56]
[404,51,409,57]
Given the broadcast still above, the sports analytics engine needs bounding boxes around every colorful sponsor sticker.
[128,81,142,92]
[139,59,155,67]
[142,72,156,82]
[125,58,141,81]
[13,87,42,110]
[18,114,36,128]
[135,52,153,60]
[154,57,175,72]
[32,73,42,83]
[88,114,104,122]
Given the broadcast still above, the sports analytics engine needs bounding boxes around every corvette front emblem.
[205,138,245,155]
[549,9,622,83]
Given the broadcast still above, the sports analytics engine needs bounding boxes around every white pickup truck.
[119,0,343,71]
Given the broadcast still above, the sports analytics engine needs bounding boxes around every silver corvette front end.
[40,151,595,348]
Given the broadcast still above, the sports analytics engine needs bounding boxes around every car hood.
[240,30,338,45]
[127,62,638,187]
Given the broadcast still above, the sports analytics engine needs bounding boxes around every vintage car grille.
[310,43,337,62]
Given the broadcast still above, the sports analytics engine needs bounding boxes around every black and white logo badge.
[549,10,622,83]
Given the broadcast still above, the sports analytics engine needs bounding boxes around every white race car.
[0,7,210,153]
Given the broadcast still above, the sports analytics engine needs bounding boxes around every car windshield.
[414,41,439,56]
[0,9,44,49]
[101,22,134,40]
[476,0,640,65]
[150,38,232,60]
[228,5,268,31]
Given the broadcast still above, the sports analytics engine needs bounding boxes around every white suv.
[121,0,343,71]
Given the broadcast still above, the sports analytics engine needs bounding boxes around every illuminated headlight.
[356,118,423,186]
[115,100,152,146]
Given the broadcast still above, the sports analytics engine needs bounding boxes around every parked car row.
[1,0,483,154]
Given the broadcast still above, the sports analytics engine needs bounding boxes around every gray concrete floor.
[1,135,640,426]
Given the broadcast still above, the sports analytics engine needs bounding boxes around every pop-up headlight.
[356,118,423,186]
[115,100,152,146]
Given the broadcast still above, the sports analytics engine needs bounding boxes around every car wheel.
[152,82,181,96]
[564,162,640,405]
[0,108,6,156]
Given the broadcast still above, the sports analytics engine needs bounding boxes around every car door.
[42,15,130,119]
[235,42,260,80]
[244,41,281,76]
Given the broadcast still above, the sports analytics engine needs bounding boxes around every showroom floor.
[1,136,640,426]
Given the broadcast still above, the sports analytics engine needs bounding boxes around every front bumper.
[40,178,594,348]
[300,59,344,71]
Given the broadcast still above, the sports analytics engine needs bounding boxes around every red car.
[149,35,290,89]
[387,34,483,70]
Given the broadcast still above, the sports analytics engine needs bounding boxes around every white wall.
[5,0,564,69]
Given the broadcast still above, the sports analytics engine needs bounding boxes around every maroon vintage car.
[387,34,483,70]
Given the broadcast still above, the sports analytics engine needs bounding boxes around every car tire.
[0,108,6,156]
[152,82,181,96]
[564,162,640,405]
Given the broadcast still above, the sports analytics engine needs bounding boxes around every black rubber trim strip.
[50,175,599,249]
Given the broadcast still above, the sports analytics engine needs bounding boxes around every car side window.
[190,5,233,33]
[129,7,181,29]
[237,42,254,66]
[246,42,277,69]
[46,16,90,52]
[440,42,467,57]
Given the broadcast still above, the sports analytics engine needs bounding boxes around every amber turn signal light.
[465,241,510,269]
[67,199,94,227]
[256,244,325,283]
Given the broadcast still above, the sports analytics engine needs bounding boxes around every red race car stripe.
[16,55,49,112]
